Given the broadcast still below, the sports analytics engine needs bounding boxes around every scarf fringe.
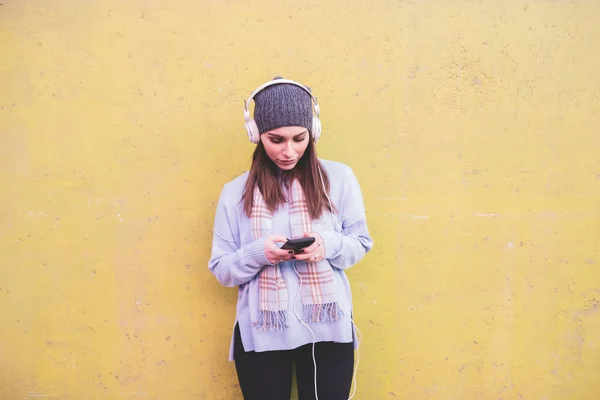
[253,310,289,332]
[253,303,344,331]
[302,302,344,323]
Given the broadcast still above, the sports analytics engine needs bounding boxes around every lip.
[278,159,296,165]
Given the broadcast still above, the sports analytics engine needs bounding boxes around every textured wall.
[1,0,599,399]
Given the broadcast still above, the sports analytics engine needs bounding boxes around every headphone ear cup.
[245,119,260,143]
[312,116,321,142]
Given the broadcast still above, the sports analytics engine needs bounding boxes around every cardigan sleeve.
[319,165,373,270]
[208,185,273,287]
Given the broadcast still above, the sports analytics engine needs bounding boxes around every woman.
[208,76,373,400]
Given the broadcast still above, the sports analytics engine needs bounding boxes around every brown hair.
[242,138,333,220]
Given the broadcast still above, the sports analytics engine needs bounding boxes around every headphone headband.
[244,78,319,118]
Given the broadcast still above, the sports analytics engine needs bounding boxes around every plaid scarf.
[251,179,341,332]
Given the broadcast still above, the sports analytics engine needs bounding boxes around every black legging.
[233,324,355,400]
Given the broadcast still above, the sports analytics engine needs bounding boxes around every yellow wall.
[1,1,599,399]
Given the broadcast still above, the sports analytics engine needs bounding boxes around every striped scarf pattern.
[251,179,341,331]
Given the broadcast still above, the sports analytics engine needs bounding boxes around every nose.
[282,140,294,157]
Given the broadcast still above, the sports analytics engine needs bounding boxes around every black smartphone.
[280,237,315,253]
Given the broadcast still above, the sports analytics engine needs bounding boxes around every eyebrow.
[293,130,308,138]
[267,130,308,138]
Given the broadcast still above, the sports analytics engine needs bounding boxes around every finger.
[299,238,321,253]
[298,233,320,253]
[297,243,317,253]
[269,235,289,244]
[292,249,319,261]
[268,252,292,264]
[303,232,322,240]
[266,236,289,255]
[273,248,294,257]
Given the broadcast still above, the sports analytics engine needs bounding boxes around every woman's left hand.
[292,232,326,263]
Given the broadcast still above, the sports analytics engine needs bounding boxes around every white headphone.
[243,78,322,144]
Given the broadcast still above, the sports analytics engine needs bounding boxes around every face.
[261,126,310,170]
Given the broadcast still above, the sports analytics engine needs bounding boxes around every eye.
[294,135,307,142]
[270,138,282,144]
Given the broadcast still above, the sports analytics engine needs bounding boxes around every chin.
[278,162,298,170]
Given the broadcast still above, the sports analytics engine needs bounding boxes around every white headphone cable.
[291,166,361,400]
[320,167,361,400]
[292,264,319,399]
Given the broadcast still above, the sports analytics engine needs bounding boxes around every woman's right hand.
[264,235,295,265]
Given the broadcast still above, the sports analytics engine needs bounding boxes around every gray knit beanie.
[253,76,313,134]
